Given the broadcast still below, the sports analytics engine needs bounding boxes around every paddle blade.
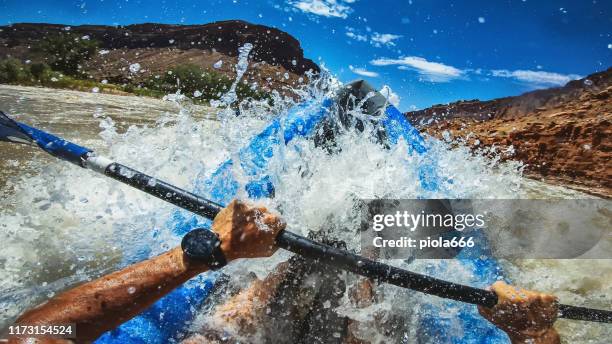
[0,111,34,145]
[0,111,91,166]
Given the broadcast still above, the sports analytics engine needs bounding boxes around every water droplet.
[119,167,135,178]
[127,286,136,294]
[442,130,452,142]
[129,63,141,73]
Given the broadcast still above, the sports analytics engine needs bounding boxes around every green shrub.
[36,33,98,77]
[144,64,268,102]
[29,62,51,80]
[0,58,32,83]
[0,57,270,103]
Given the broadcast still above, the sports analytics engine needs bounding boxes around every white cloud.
[370,56,463,82]
[380,85,400,107]
[370,32,402,47]
[345,28,402,48]
[490,69,581,87]
[349,65,379,77]
[366,55,581,87]
[290,0,355,19]
[345,30,367,42]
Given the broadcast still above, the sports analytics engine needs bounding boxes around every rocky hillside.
[0,21,319,93]
[406,68,611,197]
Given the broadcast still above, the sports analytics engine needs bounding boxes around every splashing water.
[0,46,609,343]
[212,42,253,108]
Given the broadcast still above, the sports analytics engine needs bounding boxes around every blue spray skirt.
[96,98,508,343]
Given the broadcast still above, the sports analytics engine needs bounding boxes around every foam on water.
[0,52,610,343]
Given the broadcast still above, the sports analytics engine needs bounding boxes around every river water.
[0,84,609,343]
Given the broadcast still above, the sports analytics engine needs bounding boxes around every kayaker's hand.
[212,199,285,261]
[478,281,560,344]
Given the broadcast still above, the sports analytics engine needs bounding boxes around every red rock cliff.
[406,68,612,197]
[0,21,319,92]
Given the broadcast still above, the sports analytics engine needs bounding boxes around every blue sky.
[1,0,611,110]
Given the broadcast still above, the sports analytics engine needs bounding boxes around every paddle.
[1,111,610,323]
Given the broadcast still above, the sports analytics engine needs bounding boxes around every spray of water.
[0,45,609,343]
[218,42,254,106]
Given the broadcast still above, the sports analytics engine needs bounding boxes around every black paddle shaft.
[106,162,612,323]
[277,230,496,306]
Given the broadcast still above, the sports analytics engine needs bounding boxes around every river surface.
[0,85,610,343]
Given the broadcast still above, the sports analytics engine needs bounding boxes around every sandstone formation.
[0,21,319,93]
[406,68,611,197]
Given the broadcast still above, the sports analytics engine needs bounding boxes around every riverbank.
[408,68,612,199]
[0,78,146,97]
[0,21,318,103]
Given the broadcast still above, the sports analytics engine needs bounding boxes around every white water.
[213,42,253,107]
[0,53,610,343]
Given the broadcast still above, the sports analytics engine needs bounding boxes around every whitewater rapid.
[0,83,609,343]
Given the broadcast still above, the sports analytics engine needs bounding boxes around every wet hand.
[212,199,285,261]
[478,281,560,343]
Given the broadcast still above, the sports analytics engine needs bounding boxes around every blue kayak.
[95,80,508,344]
